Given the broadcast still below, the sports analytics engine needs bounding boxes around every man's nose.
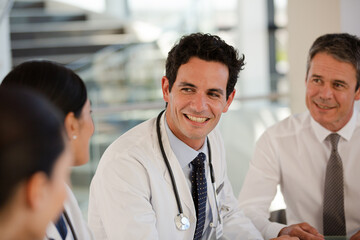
[191,93,208,112]
[319,84,333,99]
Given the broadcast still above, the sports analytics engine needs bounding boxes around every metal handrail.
[0,0,14,24]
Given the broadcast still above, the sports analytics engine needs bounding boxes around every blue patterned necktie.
[191,152,207,240]
[323,133,346,236]
[55,214,68,240]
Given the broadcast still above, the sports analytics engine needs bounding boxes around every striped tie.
[55,213,68,240]
[191,152,207,240]
[323,133,346,236]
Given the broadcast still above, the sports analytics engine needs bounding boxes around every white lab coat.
[44,185,94,240]
[88,113,262,240]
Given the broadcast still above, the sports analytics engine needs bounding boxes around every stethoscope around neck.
[156,110,222,231]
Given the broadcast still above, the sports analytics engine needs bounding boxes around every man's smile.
[313,100,337,110]
[184,114,209,123]
[316,103,334,110]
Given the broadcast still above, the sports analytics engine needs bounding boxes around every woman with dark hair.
[0,88,72,240]
[1,60,94,240]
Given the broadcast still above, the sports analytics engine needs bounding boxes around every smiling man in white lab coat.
[88,33,295,240]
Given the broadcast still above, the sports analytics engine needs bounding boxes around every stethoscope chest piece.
[175,213,190,231]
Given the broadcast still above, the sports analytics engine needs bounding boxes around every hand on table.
[271,235,300,240]
[350,230,360,240]
[278,222,324,240]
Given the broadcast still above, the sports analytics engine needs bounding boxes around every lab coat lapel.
[207,135,218,224]
[158,114,196,224]
[207,132,224,239]
[44,222,62,240]
[44,215,74,240]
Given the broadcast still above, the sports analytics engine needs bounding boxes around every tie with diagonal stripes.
[323,133,346,236]
[191,152,207,240]
[55,213,68,240]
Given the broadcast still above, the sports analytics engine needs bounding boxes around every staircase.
[9,0,138,69]
[8,1,167,210]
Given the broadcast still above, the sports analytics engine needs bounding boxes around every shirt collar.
[311,107,358,143]
[164,117,208,168]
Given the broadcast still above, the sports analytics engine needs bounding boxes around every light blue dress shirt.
[164,119,213,238]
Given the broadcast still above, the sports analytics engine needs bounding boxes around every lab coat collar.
[44,222,63,240]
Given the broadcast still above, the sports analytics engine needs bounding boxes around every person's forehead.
[310,53,356,74]
[176,60,228,87]
[178,58,228,74]
[311,51,355,67]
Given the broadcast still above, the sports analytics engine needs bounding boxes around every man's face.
[162,57,235,150]
[305,52,360,132]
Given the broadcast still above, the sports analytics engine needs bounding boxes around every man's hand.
[350,230,360,240]
[271,235,300,240]
[278,222,324,240]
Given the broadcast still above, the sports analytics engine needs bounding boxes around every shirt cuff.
[264,222,287,240]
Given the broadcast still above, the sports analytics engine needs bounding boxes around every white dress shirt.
[238,110,360,240]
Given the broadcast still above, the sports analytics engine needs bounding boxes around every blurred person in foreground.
[1,60,95,240]
[239,33,360,240]
[0,88,72,240]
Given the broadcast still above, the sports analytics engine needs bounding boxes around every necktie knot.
[191,152,206,168]
[327,133,340,151]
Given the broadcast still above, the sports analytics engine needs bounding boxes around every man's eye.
[334,83,345,89]
[209,92,220,98]
[181,88,193,92]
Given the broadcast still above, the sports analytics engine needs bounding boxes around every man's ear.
[223,90,236,113]
[162,76,170,103]
[64,112,79,140]
[25,172,48,210]
[355,85,360,101]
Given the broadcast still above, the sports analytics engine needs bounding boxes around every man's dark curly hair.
[165,33,245,99]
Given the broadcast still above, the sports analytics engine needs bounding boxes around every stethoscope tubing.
[156,110,220,227]
[63,210,77,240]
[156,110,184,214]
